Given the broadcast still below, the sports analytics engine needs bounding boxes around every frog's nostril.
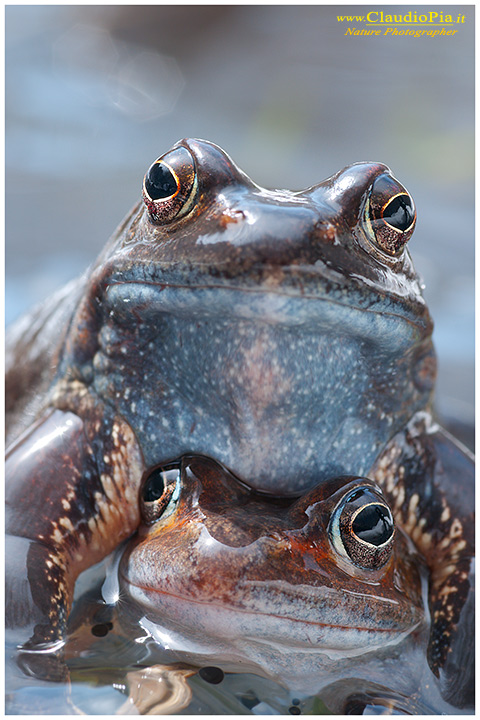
[311,220,337,246]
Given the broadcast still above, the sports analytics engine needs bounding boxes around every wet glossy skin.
[117,456,427,696]
[5,140,473,709]
[60,140,433,495]
[7,140,433,496]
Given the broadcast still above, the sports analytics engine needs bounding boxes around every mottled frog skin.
[5,140,474,709]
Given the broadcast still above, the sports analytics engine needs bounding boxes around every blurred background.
[5,5,474,443]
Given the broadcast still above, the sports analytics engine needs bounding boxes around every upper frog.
[38,138,434,495]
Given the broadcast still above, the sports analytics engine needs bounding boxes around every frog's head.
[105,138,430,336]
[117,456,426,690]
[73,140,436,494]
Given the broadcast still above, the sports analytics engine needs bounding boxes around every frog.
[5,139,474,708]
[104,454,456,713]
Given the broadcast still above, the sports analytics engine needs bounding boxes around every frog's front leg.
[6,398,144,679]
[372,415,474,708]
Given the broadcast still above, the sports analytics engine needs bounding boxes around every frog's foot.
[372,414,475,707]
[6,397,144,680]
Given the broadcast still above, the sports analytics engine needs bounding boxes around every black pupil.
[142,469,166,502]
[352,504,393,546]
[382,195,414,231]
[145,162,178,200]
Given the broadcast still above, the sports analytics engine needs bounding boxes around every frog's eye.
[140,463,181,524]
[363,174,416,256]
[329,485,395,570]
[143,146,197,225]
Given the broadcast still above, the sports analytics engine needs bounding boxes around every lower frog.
[5,140,473,709]
[96,455,458,714]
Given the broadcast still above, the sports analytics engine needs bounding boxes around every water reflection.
[5,540,469,716]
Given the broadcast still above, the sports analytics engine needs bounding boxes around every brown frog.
[106,455,448,713]
[5,140,474,708]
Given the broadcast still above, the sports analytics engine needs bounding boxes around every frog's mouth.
[128,606,426,699]
[119,574,425,658]
[104,277,431,352]
[113,550,428,695]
